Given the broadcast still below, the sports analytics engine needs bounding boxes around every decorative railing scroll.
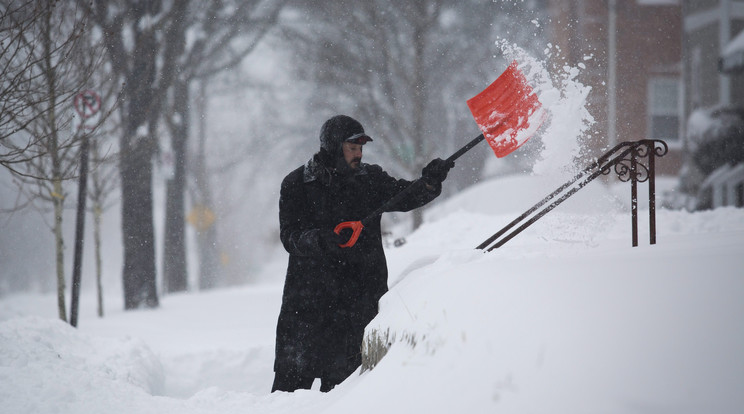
[477,140,668,251]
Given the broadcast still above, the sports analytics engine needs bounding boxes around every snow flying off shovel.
[335,60,545,248]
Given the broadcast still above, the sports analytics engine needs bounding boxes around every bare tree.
[87,113,120,317]
[1,0,105,321]
[80,0,289,306]
[161,0,287,293]
[81,0,191,309]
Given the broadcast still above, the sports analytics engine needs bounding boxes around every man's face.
[342,142,364,169]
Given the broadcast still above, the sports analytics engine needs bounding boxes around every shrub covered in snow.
[676,105,744,209]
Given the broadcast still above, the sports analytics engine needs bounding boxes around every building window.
[648,77,680,140]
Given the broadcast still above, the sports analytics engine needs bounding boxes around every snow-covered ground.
[2,173,743,414]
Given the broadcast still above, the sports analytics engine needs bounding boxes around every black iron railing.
[477,139,669,251]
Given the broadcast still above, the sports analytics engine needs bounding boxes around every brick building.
[546,0,683,175]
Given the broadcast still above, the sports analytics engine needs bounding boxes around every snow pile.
[356,206,744,414]
[0,316,165,413]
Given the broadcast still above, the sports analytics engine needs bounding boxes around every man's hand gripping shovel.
[335,60,546,248]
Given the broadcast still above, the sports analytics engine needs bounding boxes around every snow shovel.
[335,60,545,248]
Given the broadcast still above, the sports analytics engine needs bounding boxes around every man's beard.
[335,156,361,176]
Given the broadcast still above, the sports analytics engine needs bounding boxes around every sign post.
[70,90,101,328]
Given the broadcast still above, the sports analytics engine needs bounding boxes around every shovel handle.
[446,133,485,163]
[334,220,364,248]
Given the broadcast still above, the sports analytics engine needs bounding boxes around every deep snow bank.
[0,316,165,413]
[353,207,744,414]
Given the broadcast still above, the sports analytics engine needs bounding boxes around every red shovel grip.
[334,221,364,248]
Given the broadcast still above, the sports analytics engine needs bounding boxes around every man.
[272,115,454,393]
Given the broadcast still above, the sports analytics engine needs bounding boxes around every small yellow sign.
[186,205,216,232]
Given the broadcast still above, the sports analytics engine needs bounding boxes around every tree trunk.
[194,80,220,290]
[120,135,159,309]
[44,6,67,321]
[197,225,219,290]
[93,200,104,317]
[53,179,67,322]
[88,134,109,318]
[164,79,189,293]
[118,4,166,310]
[412,208,424,230]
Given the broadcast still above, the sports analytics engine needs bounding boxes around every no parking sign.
[73,90,101,128]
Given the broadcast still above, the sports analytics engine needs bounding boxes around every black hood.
[319,115,372,155]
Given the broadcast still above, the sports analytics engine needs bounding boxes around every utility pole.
[607,0,617,147]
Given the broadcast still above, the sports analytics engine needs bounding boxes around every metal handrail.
[477,140,668,251]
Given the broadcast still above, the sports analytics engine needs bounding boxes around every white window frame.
[647,76,681,142]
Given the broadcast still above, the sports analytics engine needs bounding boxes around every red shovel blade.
[467,60,545,158]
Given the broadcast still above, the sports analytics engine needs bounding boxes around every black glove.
[421,158,455,185]
[319,229,352,253]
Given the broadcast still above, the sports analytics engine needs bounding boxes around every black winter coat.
[274,155,441,379]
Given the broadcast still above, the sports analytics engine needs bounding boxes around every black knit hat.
[319,115,373,155]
